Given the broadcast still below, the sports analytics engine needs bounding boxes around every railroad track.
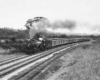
[0,42,90,80]
[0,44,68,66]
[0,55,28,63]
[0,55,28,66]
[0,43,75,80]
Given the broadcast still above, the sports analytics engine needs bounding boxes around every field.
[34,42,100,80]
[0,46,27,62]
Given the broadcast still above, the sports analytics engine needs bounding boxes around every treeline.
[34,32,97,39]
[0,28,29,39]
[0,27,100,40]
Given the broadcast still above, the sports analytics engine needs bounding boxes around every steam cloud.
[52,20,76,30]
[25,17,51,39]
[25,17,100,39]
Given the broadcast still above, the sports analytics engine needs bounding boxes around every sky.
[0,0,100,34]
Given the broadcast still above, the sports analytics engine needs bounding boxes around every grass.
[0,44,27,62]
[55,43,100,80]
[33,59,63,80]
[34,42,100,80]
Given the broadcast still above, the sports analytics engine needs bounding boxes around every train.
[20,36,91,53]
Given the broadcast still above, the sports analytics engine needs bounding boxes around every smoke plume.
[25,17,51,39]
[52,20,76,30]
[25,17,100,39]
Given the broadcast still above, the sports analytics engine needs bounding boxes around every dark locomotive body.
[20,37,52,53]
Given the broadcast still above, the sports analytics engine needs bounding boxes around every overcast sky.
[0,0,100,30]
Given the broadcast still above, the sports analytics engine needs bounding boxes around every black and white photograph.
[0,0,100,80]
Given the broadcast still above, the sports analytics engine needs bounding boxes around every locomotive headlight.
[39,37,43,41]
